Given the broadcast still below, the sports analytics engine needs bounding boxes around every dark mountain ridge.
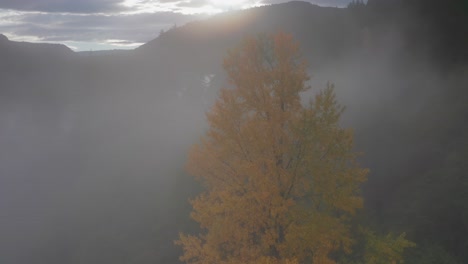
[0,34,73,62]
[137,1,361,71]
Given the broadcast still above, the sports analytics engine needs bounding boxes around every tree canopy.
[177,32,411,264]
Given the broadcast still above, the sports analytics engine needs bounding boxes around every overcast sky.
[0,0,354,51]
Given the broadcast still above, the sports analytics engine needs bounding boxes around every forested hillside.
[0,0,467,263]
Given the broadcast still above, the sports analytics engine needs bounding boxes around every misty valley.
[1,0,468,263]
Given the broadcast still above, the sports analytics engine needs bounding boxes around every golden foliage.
[176,32,368,264]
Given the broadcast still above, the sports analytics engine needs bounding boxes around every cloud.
[118,0,226,15]
[0,0,126,13]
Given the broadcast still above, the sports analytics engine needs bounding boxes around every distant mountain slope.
[0,34,73,58]
[0,33,74,74]
[136,1,363,71]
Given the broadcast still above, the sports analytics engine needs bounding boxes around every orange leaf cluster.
[176,32,368,264]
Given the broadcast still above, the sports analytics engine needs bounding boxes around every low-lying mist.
[1,1,467,263]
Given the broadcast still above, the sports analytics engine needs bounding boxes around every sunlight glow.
[209,0,264,12]
[210,0,248,9]
[119,0,176,14]
[118,0,263,15]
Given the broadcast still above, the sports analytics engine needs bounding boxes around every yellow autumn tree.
[176,32,368,264]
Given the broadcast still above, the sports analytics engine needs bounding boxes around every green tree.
[176,32,411,263]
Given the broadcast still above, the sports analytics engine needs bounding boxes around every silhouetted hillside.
[137,1,362,70]
[0,34,73,67]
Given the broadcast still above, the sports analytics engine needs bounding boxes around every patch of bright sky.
[3,31,144,51]
[210,0,254,10]
[63,40,144,51]
[120,0,178,14]
[182,0,264,14]
[105,39,145,47]
[120,0,264,15]
[3,32,43,42]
